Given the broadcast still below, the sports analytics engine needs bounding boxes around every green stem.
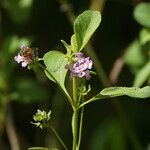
[77,106,84,150]
[49,126,68,150]
[72,109,78,150]
[72,77,79,150]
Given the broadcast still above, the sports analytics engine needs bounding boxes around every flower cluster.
[14,45,36,67]
[31,109,51,129]
[67,52,93,80]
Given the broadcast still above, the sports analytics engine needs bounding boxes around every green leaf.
[100,86,150,98]
[133,61,150,87]
[133,2,150,28]
[43,51,71,100]
[79,86,150,108]
[43,51,67,72]
[139,28,150,44]
[74,10,101,51]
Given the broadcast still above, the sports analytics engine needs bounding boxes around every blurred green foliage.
[1,0,33,24]
[123,2,150,87]
[0,0,150,150]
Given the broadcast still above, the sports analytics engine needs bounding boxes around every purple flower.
[68,52,93,80]
[14,45,36,67]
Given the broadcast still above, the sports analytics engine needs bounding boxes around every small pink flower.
[14,45,36,67]
[14,54,31,67]
[14,54,24,63]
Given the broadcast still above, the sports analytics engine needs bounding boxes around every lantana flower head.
[67,52,93,80]
[14,45,36,67]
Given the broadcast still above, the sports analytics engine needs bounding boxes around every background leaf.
[123,39,146,73]
[74,10,101,51]
[133,2,150,28]
[133,61,150,87]
[1,0,33,24]
[139,28,150,45]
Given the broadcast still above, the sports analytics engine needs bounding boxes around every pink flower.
[14,45,36,67]
[14,54,33,67]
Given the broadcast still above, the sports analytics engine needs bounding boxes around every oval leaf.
[43,51,67,72]
[100,86,150,98]
[133,2,150,28]
[74,10,101,51]
[43,51,71,100]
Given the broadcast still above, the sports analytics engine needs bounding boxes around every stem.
[77,107,84,150]
[72,77,79,150]
[72,109,78,150]
[49,126,68,150]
